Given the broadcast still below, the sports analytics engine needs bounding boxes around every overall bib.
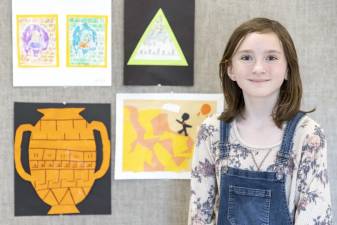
[217,112,305,225]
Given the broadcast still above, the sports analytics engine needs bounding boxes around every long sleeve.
[294,124,333,225]
[188,122,218,225]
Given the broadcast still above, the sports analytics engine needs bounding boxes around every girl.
[188,18,332,225]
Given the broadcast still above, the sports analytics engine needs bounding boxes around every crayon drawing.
[115,94,223,179]
[17,15,59,67]
[12,0,111,86]
[67,15,108,67]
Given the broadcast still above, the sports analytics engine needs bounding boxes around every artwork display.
[14,103,111,216]
[115,93,223,179]
[12,0,111,86]
[124,0,195,85]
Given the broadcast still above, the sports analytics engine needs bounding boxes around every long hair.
[219,18,306,128]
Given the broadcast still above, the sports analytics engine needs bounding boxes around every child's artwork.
[12,0,111,86]
[14,103,111,216]
[124,0,195,85]
[127,8,187,66]
[115,93,223,179]
[67,15,107,67]
[16,15,59,67]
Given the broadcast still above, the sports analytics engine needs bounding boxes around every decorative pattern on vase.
[14,107,110,215]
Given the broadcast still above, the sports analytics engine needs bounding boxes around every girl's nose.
[252,60,266,75]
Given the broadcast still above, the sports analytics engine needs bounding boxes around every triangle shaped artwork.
[127,8,188,66]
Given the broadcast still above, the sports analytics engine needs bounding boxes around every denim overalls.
[217,112,305,225]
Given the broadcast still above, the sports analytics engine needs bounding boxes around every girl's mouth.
[248,79,270,83]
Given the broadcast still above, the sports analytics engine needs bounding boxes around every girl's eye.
[266,55,278,61]
[240,55,253,61]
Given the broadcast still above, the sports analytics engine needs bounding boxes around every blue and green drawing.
[67,16,107,67]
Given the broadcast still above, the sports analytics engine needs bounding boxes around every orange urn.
[14,108,110,214]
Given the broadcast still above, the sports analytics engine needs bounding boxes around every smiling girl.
[188,18,332,225]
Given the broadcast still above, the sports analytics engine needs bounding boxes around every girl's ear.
[227,65,236,81]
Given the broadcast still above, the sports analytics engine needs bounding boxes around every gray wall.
[0,0,336,224]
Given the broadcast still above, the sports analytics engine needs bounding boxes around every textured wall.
[0,0,336,224]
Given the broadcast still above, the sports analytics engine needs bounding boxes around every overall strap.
[219,120,231,159]
[276,111,306,165]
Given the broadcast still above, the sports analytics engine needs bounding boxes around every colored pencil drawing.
[17,15,59,67]
[67,15,107,67]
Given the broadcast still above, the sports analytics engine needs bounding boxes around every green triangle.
[127,8,188,66]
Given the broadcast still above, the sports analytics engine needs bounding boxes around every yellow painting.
[115,93,222,179]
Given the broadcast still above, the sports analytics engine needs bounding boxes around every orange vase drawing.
[14,108,110,214]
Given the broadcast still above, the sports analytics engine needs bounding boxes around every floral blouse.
[188,114,333,225]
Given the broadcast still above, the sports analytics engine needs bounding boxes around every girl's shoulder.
[296,114,324,133]
[196,113,222,139]
[200,113,222,127]
[292,114,326,144]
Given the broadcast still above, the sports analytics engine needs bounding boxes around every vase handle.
[14,124,34,181]
[89,121,111,180]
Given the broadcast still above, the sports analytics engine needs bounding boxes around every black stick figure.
[176,113,192,136]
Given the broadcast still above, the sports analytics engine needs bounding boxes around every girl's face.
[227,32,287,100]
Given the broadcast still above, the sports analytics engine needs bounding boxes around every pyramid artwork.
[127,8,188,66]
[124,0,194,86]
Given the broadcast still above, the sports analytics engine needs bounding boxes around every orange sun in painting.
[197,103,212,116]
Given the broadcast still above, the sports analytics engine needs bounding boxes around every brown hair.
[219,17,307,128]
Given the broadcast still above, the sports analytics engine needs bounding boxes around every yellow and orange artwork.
[115,94,222,179]
[14,106,110,215]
